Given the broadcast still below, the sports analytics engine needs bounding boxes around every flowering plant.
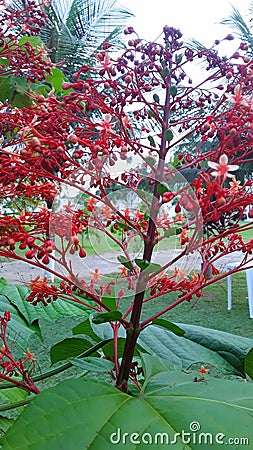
[1,2,253,447]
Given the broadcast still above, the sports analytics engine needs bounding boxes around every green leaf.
[138,324,253,375]
[181,323,253,376]
[90,320,125,341]
[69,357,114,373]
[145,156,156,167]
[0,58,9,67]
[50,338,98,364]
[244,347,253,379]
[102,338,148,359]
[164,227,182,237]
[0,388,28,409]
[2,375,253,449]
[0,387,28,438]
[0,297,35,353]
[157,183,168,196]
[164,129,173,142]
[171,154,180,168]
[134,259,150,270]
[19,36,43,48]
[134,259,161,275]
[117,255,133,270]
[10,76,29,95]
[0,278,7,288]
[162,66,169,77]
[147,109,156,118]
[92,311,122,324]
[72,319,101,342]
[153,93,160,103]
[0,284,90,324]
[175,53,183,64]
[170,85,177,98]
[46,67,67,94]
[0,77,17,103]
[0,417,13,438]
[115,221,133,231]
[12,93,33,108]
[147,135,156,147]
[141,353,180,381]
[144,263,162,275]
[102,295,116,311]
[152,319,185,336]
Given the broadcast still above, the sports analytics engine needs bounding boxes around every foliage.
[8,0,133,77]
[1,0,253,446]
[2,368,253,449]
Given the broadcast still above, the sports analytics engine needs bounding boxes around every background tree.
[8,0,133,77]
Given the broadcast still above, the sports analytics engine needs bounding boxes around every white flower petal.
[210,170,219,177]
[208,161,219,170]
[219,154,228,165]
[227,164,239,171]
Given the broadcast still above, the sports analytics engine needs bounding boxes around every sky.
[122,0,251,48]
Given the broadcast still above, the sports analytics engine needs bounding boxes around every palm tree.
[220,3,253,56]
[8,0,134,77]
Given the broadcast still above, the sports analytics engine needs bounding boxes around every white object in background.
[226,262,253,318]
[44,251,55,282]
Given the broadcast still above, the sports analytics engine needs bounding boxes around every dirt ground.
[0,249,247,284]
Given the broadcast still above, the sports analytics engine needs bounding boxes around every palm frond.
[220,5,253,56]
[66,0,133,42]
[220,6,253,40]
[187,38,207,52]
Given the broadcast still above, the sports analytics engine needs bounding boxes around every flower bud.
[68,134,78,144]
[42,254,50,264]
[175,203,181,213]
[248,208,253,219]
[162,192,174,203]
[79,248,87,258]
[30,137,41,147]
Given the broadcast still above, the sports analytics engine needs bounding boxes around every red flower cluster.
[0,311,39,393]
[26,276,59,305]
[0,1,51,82]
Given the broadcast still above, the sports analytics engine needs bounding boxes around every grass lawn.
[140,272,253,339]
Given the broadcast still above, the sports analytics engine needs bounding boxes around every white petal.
[208,161,219,169]
[219,154,228,165]
[210,170,219,177]
[227,164,239,171]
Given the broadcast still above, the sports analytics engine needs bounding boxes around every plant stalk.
[116,65,172,391]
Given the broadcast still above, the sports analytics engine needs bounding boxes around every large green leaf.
[72,318,101,342]
[1,373,253,449]
[0,417,13,439]
[0,388,29,438]
[73,320,253,376]
[152,319,185,336]
[179,323,253,375]
[0,284,90,323]
[0,296,35,352]
[139,324,253,376]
